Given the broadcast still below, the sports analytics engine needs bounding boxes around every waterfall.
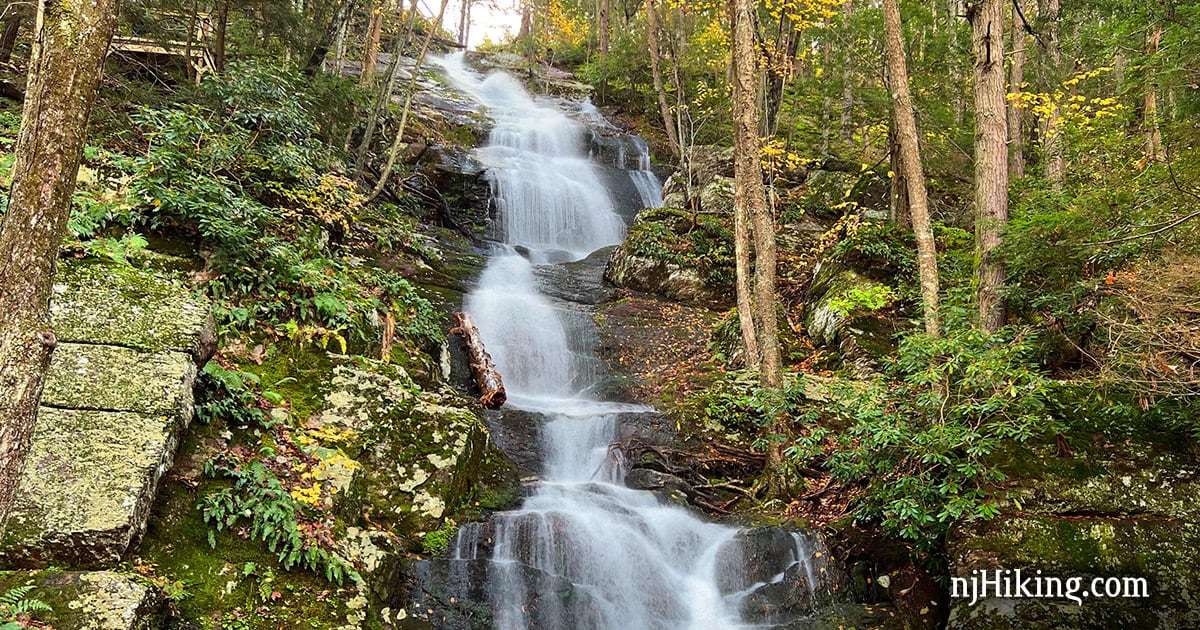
[429,53,821,629]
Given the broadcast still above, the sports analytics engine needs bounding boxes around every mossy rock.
[0,570,164,630]
[0,405,190,568]
[604,245,728,306]
[50,256,215,361]
[802,261,898,375]
[299,358,519,549]
[42,343,195,416]
[947,515,1200,629]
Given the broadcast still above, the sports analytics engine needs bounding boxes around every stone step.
[0,257,211,569]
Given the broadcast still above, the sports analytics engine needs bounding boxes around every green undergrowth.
[134,421,356,630]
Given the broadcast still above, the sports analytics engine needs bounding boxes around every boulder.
[714,527,850,625]
[1,257,211,568]
[308,359,519,546]
[947,443,1200,629]
[604,246,726,306]
[49,256,215,362]
[802,261,897,376]
[0,570,164,630]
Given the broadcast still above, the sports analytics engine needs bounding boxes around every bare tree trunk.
[0,0,121,536]
[457,0,471,45]
[214,0,229,73]
[367,0,450,202]
[355,28,406,175]
[360,2,384,85]
[1008,1,1025,177]
[645,0,680,159]
[838,0,854,144]
[0,12,22,65]
[598,0,610,54]
[732,0,784,492]
[305,0,358,74]
[1143,22,1164,162]
[948,0,965,126]
[1039,0,1064,188]
[969,0,1008,331]
[763,15,797,136]
[884,0,940,336]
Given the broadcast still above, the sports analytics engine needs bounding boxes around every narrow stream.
[425,53,827,629]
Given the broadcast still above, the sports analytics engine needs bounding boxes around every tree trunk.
[732,0,785,492]
[598,0,609,54]
[734,189,759,370]
[1143,22,1164,162]
[645,0,680,159]
[367,0,450,202]
[305,0,358,74]
[838,0,854,145]
[214,0,229,73]
[355,25,406,176]
[452,312,507,409]
[0,13,22,65]
[884,0,940,336]
[1038,0,1064,188]
[763,15,798,137]
[0,0,121,537]
[969,0,1008,332]
[457,0,470,46]
[360,2,384,85]
[1008,1,1025,177]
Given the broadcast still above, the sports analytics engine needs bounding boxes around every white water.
[434,53,816,629]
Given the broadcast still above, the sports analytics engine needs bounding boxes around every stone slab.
[42,343,195,416]
[1,407,187,567]
[0,570,163,630]
[50,257,214,359]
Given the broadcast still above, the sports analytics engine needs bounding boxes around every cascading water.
[427,53,829,629]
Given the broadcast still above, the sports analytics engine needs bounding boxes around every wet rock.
[1,257,209,568]
[715,527,850,624]
[623,468,693,505]
[533,247,617,305]
[484,408,543,474]
[0,570,164,630]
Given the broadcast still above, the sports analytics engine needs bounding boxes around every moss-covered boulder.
[0,570,164,630]
[947,443,1200,629]
[307,359,519,549]
[1,257,212,569]
[50,257,215,361]
[604,208,735,306]
[802,261,897,376]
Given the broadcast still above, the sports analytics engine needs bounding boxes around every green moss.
[244,342,338,423]
[134,425,354,630]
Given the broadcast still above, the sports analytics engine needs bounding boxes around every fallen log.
[451,311,506,409]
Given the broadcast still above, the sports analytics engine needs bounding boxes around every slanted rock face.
[0,257,212,569]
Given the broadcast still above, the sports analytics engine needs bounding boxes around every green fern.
[0,584,53,626]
